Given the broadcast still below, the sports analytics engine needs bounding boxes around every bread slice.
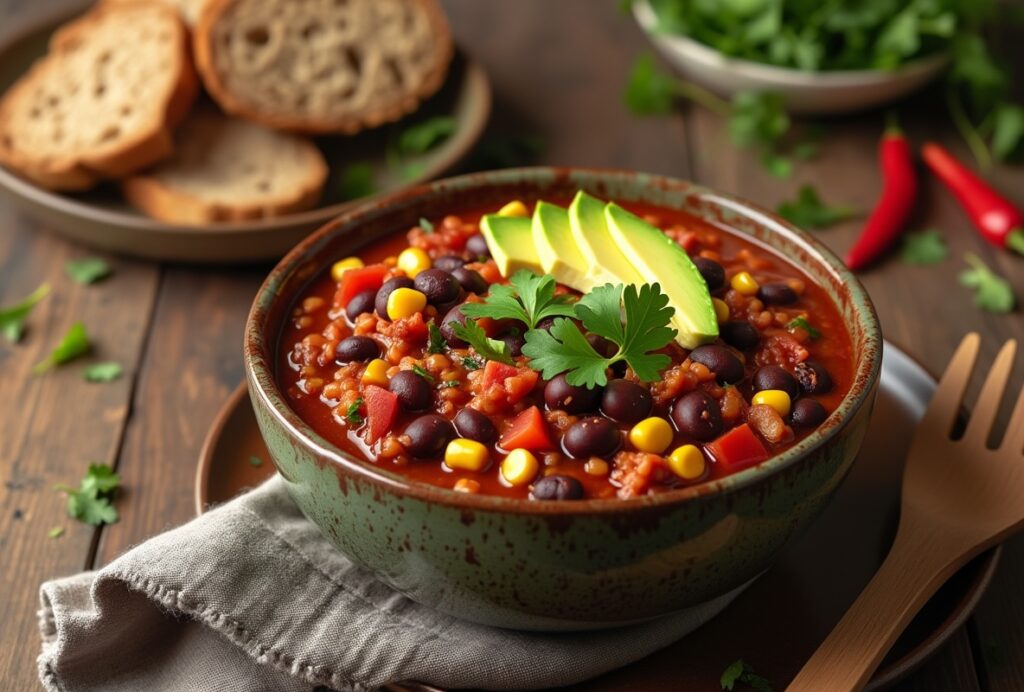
[105,0,210,27]
[0,2,198,191]
[193,0,454,134]
[122,109,328,223]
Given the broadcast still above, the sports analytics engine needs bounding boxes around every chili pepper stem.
[1007,229,1024,256]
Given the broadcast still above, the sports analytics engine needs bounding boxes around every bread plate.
[0,0,491,264]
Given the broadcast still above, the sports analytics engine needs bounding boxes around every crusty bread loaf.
[122,108,328,223]
[193,0,454,134]
[0,2,198,191]
[105,0,210,27]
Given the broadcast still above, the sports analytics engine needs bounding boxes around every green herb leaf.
[523,318,612,388]
[412,364,435,382]
[760,151,793,179]
[1,283,51,344]
[57,463,120,527]
[83,361,123,382]
[959,253,1015,313]
[461,271,575,330]
[419,217,435,233]
[33,322,91,374]
[48,526,64,539]
[729,91,789,150]
[339,163,376,200]
[786,316,821,340]
[777,185,858,230]
[427,322,446,354]
[248,455,263,467]
[624,54,677,115]
[900,229,949,265]
[461,356,482,371]
[398,116,456,155]
[720,658,773,691]
[345,397,365,425]
[442,380,460,388]
[992,103,1024,161]
[65,257,111,285]
[451,319,515,365]
[721,659,745,690]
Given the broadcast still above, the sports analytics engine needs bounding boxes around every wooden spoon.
[788,334,1024,691]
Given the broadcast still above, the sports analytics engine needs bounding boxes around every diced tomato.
[334,264,389,309]
[480,360,539,405]
[363,385,399,443]
[481,361,519,389]
[499,406,553,452]
[705,423,769,471]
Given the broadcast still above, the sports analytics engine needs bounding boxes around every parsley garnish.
[720,659,773,691]
[412,364,435,382]
[345,397,365,425]
[398,116,456,155]
[419,217,435,233]
[900,229,949,265]
[55,463,120,526]
[339,162,376,200]
[83,361,123,382]
[462,356,482,371]
[522,283,676,388]
[451,320,515,365]
[33,322,91,374]
[0,283,50,343]
[65,257,111,284]
[786,316,821,340]
[461,270,575,330]
[777,185,858,230]
[960,253,1015,313]
[427,322,446,354]
[442,380,460,388]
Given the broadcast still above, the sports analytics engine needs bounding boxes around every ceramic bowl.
[633,0,949,115]
[244,168,882,631]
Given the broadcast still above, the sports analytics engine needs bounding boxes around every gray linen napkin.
[38,475,747,691]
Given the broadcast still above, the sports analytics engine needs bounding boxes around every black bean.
[692,257,725,291]
[671,391,723,442]
[791,398,828,428]
[544,374,601,414]
[759,282,798,306]
[466,233,490,259]
[586,333,618,358]
[719,320,760,351]
[439,304,468,347]
[375,277,414,318]
[453,408,497,444]
[535,316,557,332]
[501,331,525,357]
[752,365,800,398]
[402,414,454,458]
[689,345,744,384]
[414,269,461,305]
[795,360,833,395]
[563,417,621,459]
[335,335,380,363]
[451,267,488,294]
[531,474,584,501]
[433,255,465,272]
[390,370,433,411]
[600,379,653,424]
[345,289,376,323]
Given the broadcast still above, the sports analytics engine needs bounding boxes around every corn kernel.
[501,449,540,486]
[668,445,706,480]
[454,478,481,493]
[396,247,431,277]
[752,389,792,418]
[584,458,609,476]
[628,417,674,454]
[731,271,760,295]
[445,439,490,472]
[362,359,390,387]
[497,200,529,217]
[386,288,427,320]
[330,257,364,282]
[712,298,730,323]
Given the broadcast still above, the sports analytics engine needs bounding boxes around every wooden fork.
[788,333,1024,692]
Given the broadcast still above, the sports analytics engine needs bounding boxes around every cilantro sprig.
[460,270,576,330]
[33,321,91,374]
[786,316,821,340]
[65,257,111,285]
[0,283,50,343]
[522,283,676,388]
[55,463,120,526]
[900,229,949,265]
[720,658,773,691]
[777,185,858,230]
[345,397,365,425]
[451,320,515,365]
[426,322,446,354]
[960,253,1015,313]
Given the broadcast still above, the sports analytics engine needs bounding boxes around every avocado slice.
[480,214,544,277]
[605,202,718,348]
[532,201,590,289]
[568,191,646,289]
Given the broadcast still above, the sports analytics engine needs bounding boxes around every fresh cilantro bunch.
[55,463,120,526]
[460,271,576,329]
[523,283,677,387]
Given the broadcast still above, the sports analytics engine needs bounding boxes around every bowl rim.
[244,167,882,515]
[632,0,950,85]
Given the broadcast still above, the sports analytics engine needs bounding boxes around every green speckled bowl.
[244,168,882,631]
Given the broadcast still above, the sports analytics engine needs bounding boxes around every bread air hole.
[245,27,270,46]
[98,125,120,143]
[343,46,362,74]
[385,59,403,87]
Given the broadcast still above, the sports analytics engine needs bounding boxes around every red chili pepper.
[921,142,1024,256]
[844,126,918,271]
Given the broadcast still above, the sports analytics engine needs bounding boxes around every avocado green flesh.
[480,214,543,276]
[605,202,718,348]
[533,201,590,289]
[568,191,646,289]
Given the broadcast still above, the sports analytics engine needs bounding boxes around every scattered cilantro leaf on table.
[461,271,575,330]
[33,321,91,374]
[624,54,677,115]
[777,185,858,230]
[48,526,64,539]
[55,463,120,526]
[900,229,949,265]
[451,320,515,365]
[65,257,111,285]
[0,282,50,343]
[397,116,456,155]
[339,163,376,200]
[345,397,365,425]
[786,316,821,340]
[720,658,773,691]
[960,253,1015,313]
[426,322,446,354]
[83,361,123,382]
[729,91,789,150]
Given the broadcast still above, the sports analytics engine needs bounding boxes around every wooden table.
[2,1,1022,690]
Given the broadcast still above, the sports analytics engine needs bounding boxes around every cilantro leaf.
[992,103,1024,161]
[720,658,773,691]
[721,659,745,690]
[65,258,111,285]
[83,361,123,382]
[80,463,120,495]
[959,253,1015,313]
[57,463,120,527]
[523,318,612,389]
[345,397,365,425]
[412,364,435,382]
[777,185,858,230]
[786,316,821,340]
[900,229,948,265]
[462,356,482,371]
[33,322,91,374]
[48,526,64,539]
[0,283,50,343]
[339,163,376,200]
[427,322,446,354]
[397,116,456,155]
[249,455,263,467]
[461,271,575,330]
[624,54,677,115]
[451,319,515,365]
[617,283,676,380]
[730,91,789,150]
[442,380,460,388]
[419,216,435,233]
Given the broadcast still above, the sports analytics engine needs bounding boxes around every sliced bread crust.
[105,0,211,27]
[0,2,198,191]
[122,109,328,224]
[193,0,454,134]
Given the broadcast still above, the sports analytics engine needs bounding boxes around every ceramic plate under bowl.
[0,0,491,264]
[196,341,998,691]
